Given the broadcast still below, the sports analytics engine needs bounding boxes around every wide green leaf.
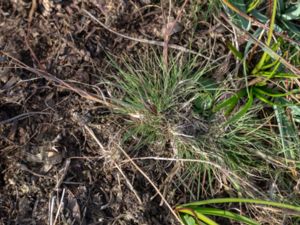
[178,208,219,225]
[177,198,300,212]
[223,0,251,30]
[177,198,300,225]
[247,0,262,13]
[253,87,300,98]
[226,89,253,124]
[274,99,300,160]
[195,208,260,225]
[180,214,197,225]
[251,10,283,33]
[279,19,300,40]
[289,105,300,123]
[227,42,243,60]
[252,0,278,74]
[213,89,247,113]
[281,2,300,20]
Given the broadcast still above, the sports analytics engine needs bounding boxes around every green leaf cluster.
[177,198,300,225]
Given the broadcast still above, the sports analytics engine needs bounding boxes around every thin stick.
[49,195,56,225]
[116,146,184,225]
[0,111,51,125]
[83,125,143,206]
[83,125,106,153]
[114,163,143,204]
[28,0,37,24]
[53,188,66,225]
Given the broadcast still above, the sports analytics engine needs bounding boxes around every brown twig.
[84,125,143,205]
[28,0,37,24]
[117,145,184,225]
[24,33,45,70]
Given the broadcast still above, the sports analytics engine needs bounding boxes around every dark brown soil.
[1,0,221,224]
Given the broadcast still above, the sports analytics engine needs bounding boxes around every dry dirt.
[0,0,227,224]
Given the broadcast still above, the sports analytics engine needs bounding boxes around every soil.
[0,1,228,224]
[0,0,183,225]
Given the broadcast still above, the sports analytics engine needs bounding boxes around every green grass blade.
[262,39,282,66]
[251,9,268,22]
[260,60,279,71]
[213,96,238,113]
[289,105,300,123]
[252,0,278,74]
[274,104,293,159]
[226,89,253,124]
[227,42,243,60]
[195,208,260,225]
[274,99,300,160]
[177,198,300,213]
[247,0,261,13]
[178,208,219,225]
[243,28,264,77]
[277,0,285,14]
[180,214,197,225]
[224,101,238,115]
[253,91,294,107]
[256,72,298,79]
[257,60,280,71]
[223,0,251,30]
[213,89,247,113]
[281,2,300,20]
[253,87,300,98]
[263,37,283,65]
[267,59,283,79]
[253,91,275,106]
[279,19,300,40]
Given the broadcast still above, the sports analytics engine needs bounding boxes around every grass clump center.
[112,52,212,150]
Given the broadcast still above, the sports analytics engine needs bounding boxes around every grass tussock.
[110,52,213,150]
[101,1,300,223]
[108,51,300,208]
